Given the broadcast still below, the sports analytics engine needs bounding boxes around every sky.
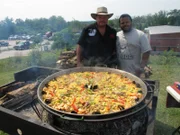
[1,0,180,22]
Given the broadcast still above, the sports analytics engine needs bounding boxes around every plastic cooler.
[166,82,180,103]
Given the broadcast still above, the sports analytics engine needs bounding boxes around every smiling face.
[96,15,109,27]
[119,16,132,32]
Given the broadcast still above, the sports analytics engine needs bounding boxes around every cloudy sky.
[1,0,180,21]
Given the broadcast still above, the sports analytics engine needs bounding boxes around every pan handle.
[59,114,84,121]
[42,104,85,121]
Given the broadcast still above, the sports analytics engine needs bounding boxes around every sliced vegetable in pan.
[42,72,143,115]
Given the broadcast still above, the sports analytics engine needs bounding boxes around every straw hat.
[91,7,113,20]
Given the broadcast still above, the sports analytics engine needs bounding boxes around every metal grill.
[0,66,159,135]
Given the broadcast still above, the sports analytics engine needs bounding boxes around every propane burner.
[31,79,155,135]
[47,108,148,135]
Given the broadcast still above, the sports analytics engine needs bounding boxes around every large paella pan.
[37,67,147,119]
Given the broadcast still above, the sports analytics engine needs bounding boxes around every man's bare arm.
[141,51,151,68]
[76,44,83,67]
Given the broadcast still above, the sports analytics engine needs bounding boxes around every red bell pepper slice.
[71,97,78,112]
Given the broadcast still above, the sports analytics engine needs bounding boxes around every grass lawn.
[0,55,180,135]
[149,64,180,135]
[0,70,18,85]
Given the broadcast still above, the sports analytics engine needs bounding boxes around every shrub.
[39,51,58,67]
[150,50,178,65]
[27,50,42,66]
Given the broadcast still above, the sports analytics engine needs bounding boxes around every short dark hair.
[119,14,132,23]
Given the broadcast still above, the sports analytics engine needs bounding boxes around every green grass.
[149,64,180,135]
[0,53,180,135]
[149,52,180,135]
[0,70,18,85]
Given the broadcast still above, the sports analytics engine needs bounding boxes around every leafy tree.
[68,20,85,32]
[0,17,15,39]
[155,11,168,25]
[31,35,43,44]
[108,17,119,31]
[51,32,69,50]
[15,19,26,34]
[168,9,180,25]
[48,16,67,32]
[51,38,68,50]
[133,16,146,30]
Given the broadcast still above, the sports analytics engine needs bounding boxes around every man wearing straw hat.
[76,6,117,67]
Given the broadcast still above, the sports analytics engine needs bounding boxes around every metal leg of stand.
[172,126,180,135]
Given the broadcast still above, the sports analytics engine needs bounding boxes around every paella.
[41,71,143,115]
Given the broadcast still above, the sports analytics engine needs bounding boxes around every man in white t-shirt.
[116,14,152,77]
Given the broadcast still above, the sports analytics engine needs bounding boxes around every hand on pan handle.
[135,67,144,77]
[136,65,153,78]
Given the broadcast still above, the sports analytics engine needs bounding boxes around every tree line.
[0,16,90,40]
[0,9,180,41]
[108,9,180,31]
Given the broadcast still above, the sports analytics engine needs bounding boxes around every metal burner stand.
[145,80,160,135]
[0,66,159,135]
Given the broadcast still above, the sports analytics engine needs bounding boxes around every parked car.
[13,41,30,50]
[0,41,9,46]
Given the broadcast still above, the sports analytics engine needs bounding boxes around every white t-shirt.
[116,28,152,75]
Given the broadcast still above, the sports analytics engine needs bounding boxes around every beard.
[122,27,132,33]
[97,21,107,28]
